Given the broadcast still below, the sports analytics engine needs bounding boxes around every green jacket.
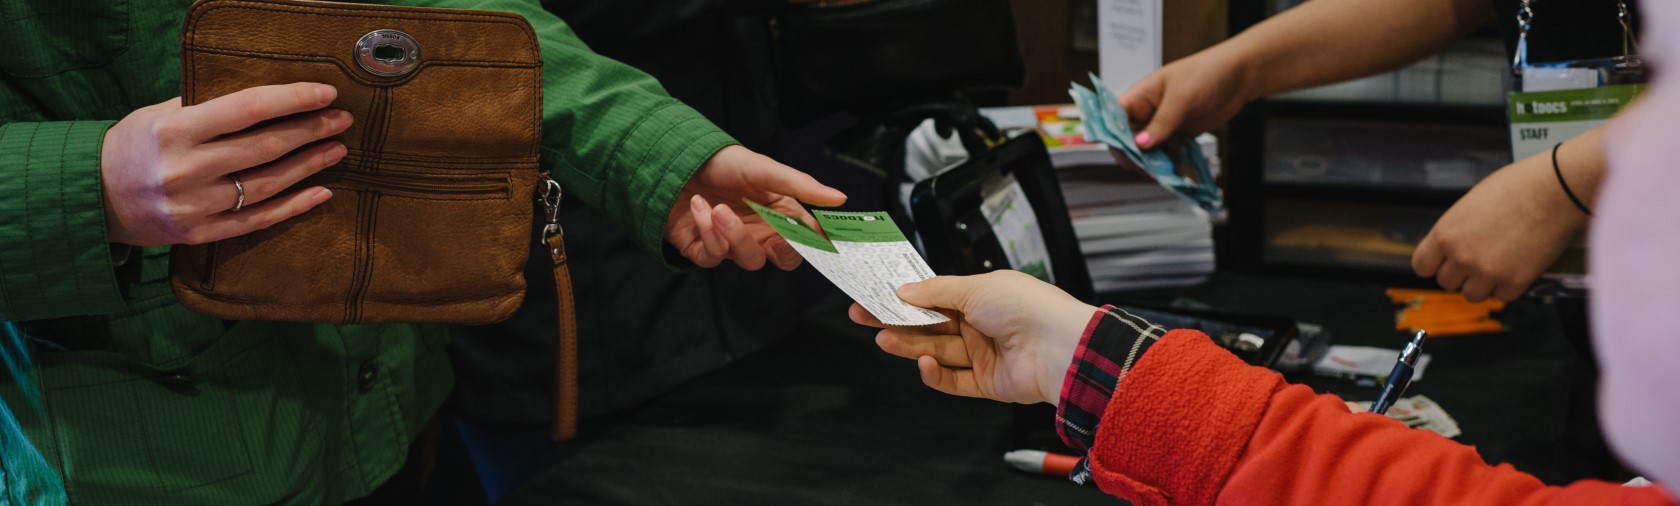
[0,1,734,504]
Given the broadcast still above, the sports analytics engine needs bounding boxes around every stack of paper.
[981,104,1218,292]
[1053,146,1215,292]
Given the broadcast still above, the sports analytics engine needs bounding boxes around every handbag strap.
[548,231,580,441]
[538,178,581,441]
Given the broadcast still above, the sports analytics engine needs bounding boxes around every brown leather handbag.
[170,0,582,439]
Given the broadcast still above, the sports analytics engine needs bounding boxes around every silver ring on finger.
[229,174,246,212]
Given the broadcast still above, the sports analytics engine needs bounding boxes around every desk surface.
[501,273,1605,505]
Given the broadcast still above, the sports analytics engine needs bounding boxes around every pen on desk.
[1004,449,1080,477]
[1370,330,1426,415]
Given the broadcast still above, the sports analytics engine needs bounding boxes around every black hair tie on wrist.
[1552,141,1593,217]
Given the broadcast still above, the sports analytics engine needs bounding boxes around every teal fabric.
[0,324,65,506]
[0,0,737,504]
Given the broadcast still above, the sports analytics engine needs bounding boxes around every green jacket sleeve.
[0,121,129,320]
[400,0,740,256]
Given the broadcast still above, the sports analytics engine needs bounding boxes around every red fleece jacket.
[1087,329,1676,506]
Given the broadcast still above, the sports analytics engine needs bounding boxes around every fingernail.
[316,84,336,103]
[714,205,736,228]
[323,143,347,163]
[897,282,918,297]
[330,110,353,129]
[1135,132,1151,147]
[315,188,333,202]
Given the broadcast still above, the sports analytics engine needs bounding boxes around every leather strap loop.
[548,232,580,441]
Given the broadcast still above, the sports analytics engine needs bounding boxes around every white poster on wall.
[1097,0,1162,94]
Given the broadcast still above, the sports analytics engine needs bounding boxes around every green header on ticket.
[1509,84,1646,124]
[813,210,909,243]
[745,200,838,253]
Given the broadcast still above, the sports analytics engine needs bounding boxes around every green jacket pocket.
[21,322,331,504]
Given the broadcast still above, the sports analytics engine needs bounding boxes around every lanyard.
[1513,0,1639,69]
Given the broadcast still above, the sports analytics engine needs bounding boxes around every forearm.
[1085,331,1674,506]
[1217,0,1492,100]
[523,14,735,253]
[0,121,131,320]
[395,0,738,256]
[1222,379,1671,506]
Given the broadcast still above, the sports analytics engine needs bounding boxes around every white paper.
[1521,67,1601,93]
[980,174,1055,283]
[747,202,949,327]
[1312,345,1433,382]
[1097,0,1162,93]
[1346,395,1462,438]
[784,239,950,327]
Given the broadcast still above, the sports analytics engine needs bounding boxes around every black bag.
[773,0,1025,124]
[909,133,1096,303]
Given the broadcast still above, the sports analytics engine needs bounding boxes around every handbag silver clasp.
[355,29,421,77]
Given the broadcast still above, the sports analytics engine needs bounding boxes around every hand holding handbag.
[169,0,582,439]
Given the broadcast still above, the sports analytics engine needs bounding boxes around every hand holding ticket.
[746,200,949,326]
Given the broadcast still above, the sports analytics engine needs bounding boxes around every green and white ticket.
[747,201,949,326]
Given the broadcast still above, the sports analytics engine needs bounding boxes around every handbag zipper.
[307,170,511,198]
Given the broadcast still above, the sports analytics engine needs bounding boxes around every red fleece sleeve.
[1088,329,1676,506]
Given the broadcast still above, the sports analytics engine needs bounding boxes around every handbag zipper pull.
[539,177,564,241]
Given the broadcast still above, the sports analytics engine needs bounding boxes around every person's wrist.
[1510,152,1592,233]
[1551,141,1600,219]
[1205,44,1265,104]
[1040,302,1102,405]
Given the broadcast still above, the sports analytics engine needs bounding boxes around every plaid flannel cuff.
[1055,305,1166,454]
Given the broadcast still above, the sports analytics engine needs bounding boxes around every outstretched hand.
[1412,155,1591,301]
[665,145,846,271]
[1117,47,1256,150]
[850,270,1098,405]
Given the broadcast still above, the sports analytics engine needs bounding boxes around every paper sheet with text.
[1346,395,1462,439]
[747,201,949,327]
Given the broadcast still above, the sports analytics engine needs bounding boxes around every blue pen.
[1370,330,1426,415]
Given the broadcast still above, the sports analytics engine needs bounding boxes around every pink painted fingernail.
[1135,132,1151,147]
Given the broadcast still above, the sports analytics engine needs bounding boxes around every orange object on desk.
[1390,288,1506,337]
